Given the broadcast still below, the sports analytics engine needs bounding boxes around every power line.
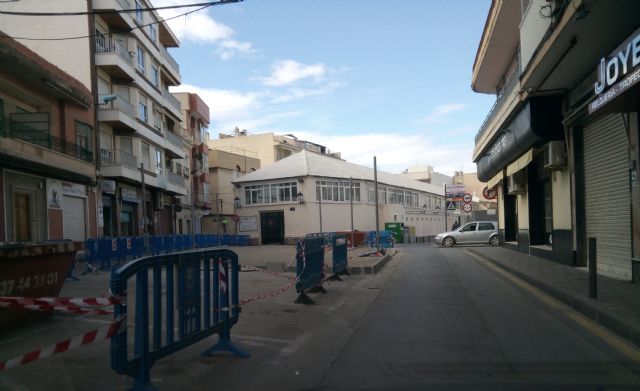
[0,0,241,16]
[0,0,237,41]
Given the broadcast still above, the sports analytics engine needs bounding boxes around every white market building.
[232,150,455,244]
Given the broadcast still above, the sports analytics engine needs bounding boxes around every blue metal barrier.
[330,234,349,280]
[305,232,335,245]
[110,249,248,391]
[366,230,395,249]
[295,237,325,305]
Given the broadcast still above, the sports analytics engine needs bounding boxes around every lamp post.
[233,196,240,236]
[296,191,304,204]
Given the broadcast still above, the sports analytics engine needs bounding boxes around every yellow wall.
[517,192,529,230]
[552,168,572,230]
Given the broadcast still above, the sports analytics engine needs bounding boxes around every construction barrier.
[110,248,248,391]
[329,234,349,280]
[294,237,326,305]
[366,230,395,249]
[305,232,335,245]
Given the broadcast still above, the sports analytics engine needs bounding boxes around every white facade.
[233,150,455,244]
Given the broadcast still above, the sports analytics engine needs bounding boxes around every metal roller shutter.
[584,114,632,280]
[63,195,86,242]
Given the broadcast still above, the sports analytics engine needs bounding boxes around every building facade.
[0,32,97,243]
[232,150,453,245]
[209,129,340,168]
[472,0,640,282]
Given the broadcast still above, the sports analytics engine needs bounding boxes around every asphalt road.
[2,244,640,390]
[317,245,640,390]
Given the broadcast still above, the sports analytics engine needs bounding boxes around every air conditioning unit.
[153,191,164,210]
[543,141,565,170]
[507,172,525,195]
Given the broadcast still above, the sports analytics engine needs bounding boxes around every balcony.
[97,95,137,131]
[167,170,186,188]
[164,129,184,150]
[93,0,135,30]
[473,62,521,159]
[95,35,135,81]
[193,190,211,209]
[0,112,93,162]
[161,46,180,84]
[162,89,182,119]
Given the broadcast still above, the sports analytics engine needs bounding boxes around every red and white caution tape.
[240,265,296,281]
[0,301,113,316]
[239,281,296,306]
[0,315,126,371]
[0,296,121,307]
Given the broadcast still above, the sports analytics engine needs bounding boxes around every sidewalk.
[467,246,640,348]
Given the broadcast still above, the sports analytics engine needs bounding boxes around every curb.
[467,248,640,349]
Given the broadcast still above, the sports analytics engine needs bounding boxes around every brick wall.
[48,209,63,240]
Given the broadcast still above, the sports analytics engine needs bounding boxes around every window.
[155,149,163,175]
[316,180,361,202]
[153,110,161,130]
[135,0,143,23]
[136,46,145,73]
[75,121,93,159]
[138,94,148,122]
[461,223,477,232]
[151,63,159,87]
[149,23,157,44]
[141,142,150,170]
[478,222,495,231]
[244,182,298,205]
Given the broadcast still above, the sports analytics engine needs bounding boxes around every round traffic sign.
[232,214,240,223]
[483,186,498,200]
[463,193,472,203]
[462,203,472,213]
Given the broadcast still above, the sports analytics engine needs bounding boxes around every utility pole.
[319,189,323,233]
[444,183,448,231]
[350,177,354,247]
[140,163,148,252]
[374,156,380,251]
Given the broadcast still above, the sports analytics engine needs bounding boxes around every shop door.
[503,190,517,242]
[260,211,284,244]
[63,195,86,241]
[584,114,632,280]
[14,193,31,242]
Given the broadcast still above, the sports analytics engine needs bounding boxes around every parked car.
[434,221,499,247]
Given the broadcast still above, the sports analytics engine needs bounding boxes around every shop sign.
[121,187,140,203]
[61,182,85,197]
[46,179,62,209]
[239,216,258,232]
[99,180,116,194]
[590,27,640,114]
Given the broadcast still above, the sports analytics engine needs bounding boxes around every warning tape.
[0,296,121,307]
[240,265,296,281]
[0,301,113,316]
[0,315,126,371]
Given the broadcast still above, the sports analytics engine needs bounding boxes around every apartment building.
[0,0,189,238]
[173,92,211,234]
[472,0,640,282]
[0,31,97,243]
[209,128,340,168]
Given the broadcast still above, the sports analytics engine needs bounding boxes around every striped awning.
[486,171,503,189]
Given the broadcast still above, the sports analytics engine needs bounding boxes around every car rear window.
[478,222,495,231]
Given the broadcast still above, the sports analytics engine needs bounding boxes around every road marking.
[466,250,640,363]
[281,332,312,356]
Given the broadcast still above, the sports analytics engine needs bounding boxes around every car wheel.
[443,236,455,247]
[489,235,499,246]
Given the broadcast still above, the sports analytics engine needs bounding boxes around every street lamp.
[296,191,304,204]
[434,206,440,215]
[233,196,240,240]
[233,196,241,209]
[422,204,427,214]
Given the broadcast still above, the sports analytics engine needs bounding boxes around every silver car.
[434,221,499,247]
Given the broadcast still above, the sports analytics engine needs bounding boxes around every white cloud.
[260,60,327,87]
[290,131,475,175]
[268,81,343,104]
[216,39,257,60]
[420,103,468,125]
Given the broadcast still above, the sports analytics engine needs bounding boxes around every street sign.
[232,214,240,223]
[483,186,498,200]
[446,201,456,210]
[462,203,472,213]
[463,193,472,203]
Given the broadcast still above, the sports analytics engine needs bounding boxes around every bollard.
[589,237,597,300]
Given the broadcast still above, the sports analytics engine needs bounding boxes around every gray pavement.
[2,244,639,390]
[468,246,640,349]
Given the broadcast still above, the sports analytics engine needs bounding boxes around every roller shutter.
[583,114,632,280]
[63,195,86,242]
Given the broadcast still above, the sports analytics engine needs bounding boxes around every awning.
[486,171,503,188]
[506,148,533,176]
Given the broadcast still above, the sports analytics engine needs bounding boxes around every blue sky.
[159,0,495,174]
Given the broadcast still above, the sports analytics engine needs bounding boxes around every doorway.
[14,193,32,242]
[260,211,284,244]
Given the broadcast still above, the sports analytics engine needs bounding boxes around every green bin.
[384,222,404,243]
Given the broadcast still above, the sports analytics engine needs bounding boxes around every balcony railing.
[164,129,183,148]
[95,35,131,65]
[100,148,138,169]
[115,0,130,10]
[161,45,180,74]
[163,89,181,113]
[474,61,521,144]
[99,94,135,118]
[0,113,93,162]
[167,170,186,187]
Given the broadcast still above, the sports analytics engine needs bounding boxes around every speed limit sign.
[462,203,472,213]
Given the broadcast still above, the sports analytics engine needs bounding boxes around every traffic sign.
[462,203,472,213]
[446,201,456,210]
[463,193,472,203]
[483,186,498,200]
[232,214,240,223]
